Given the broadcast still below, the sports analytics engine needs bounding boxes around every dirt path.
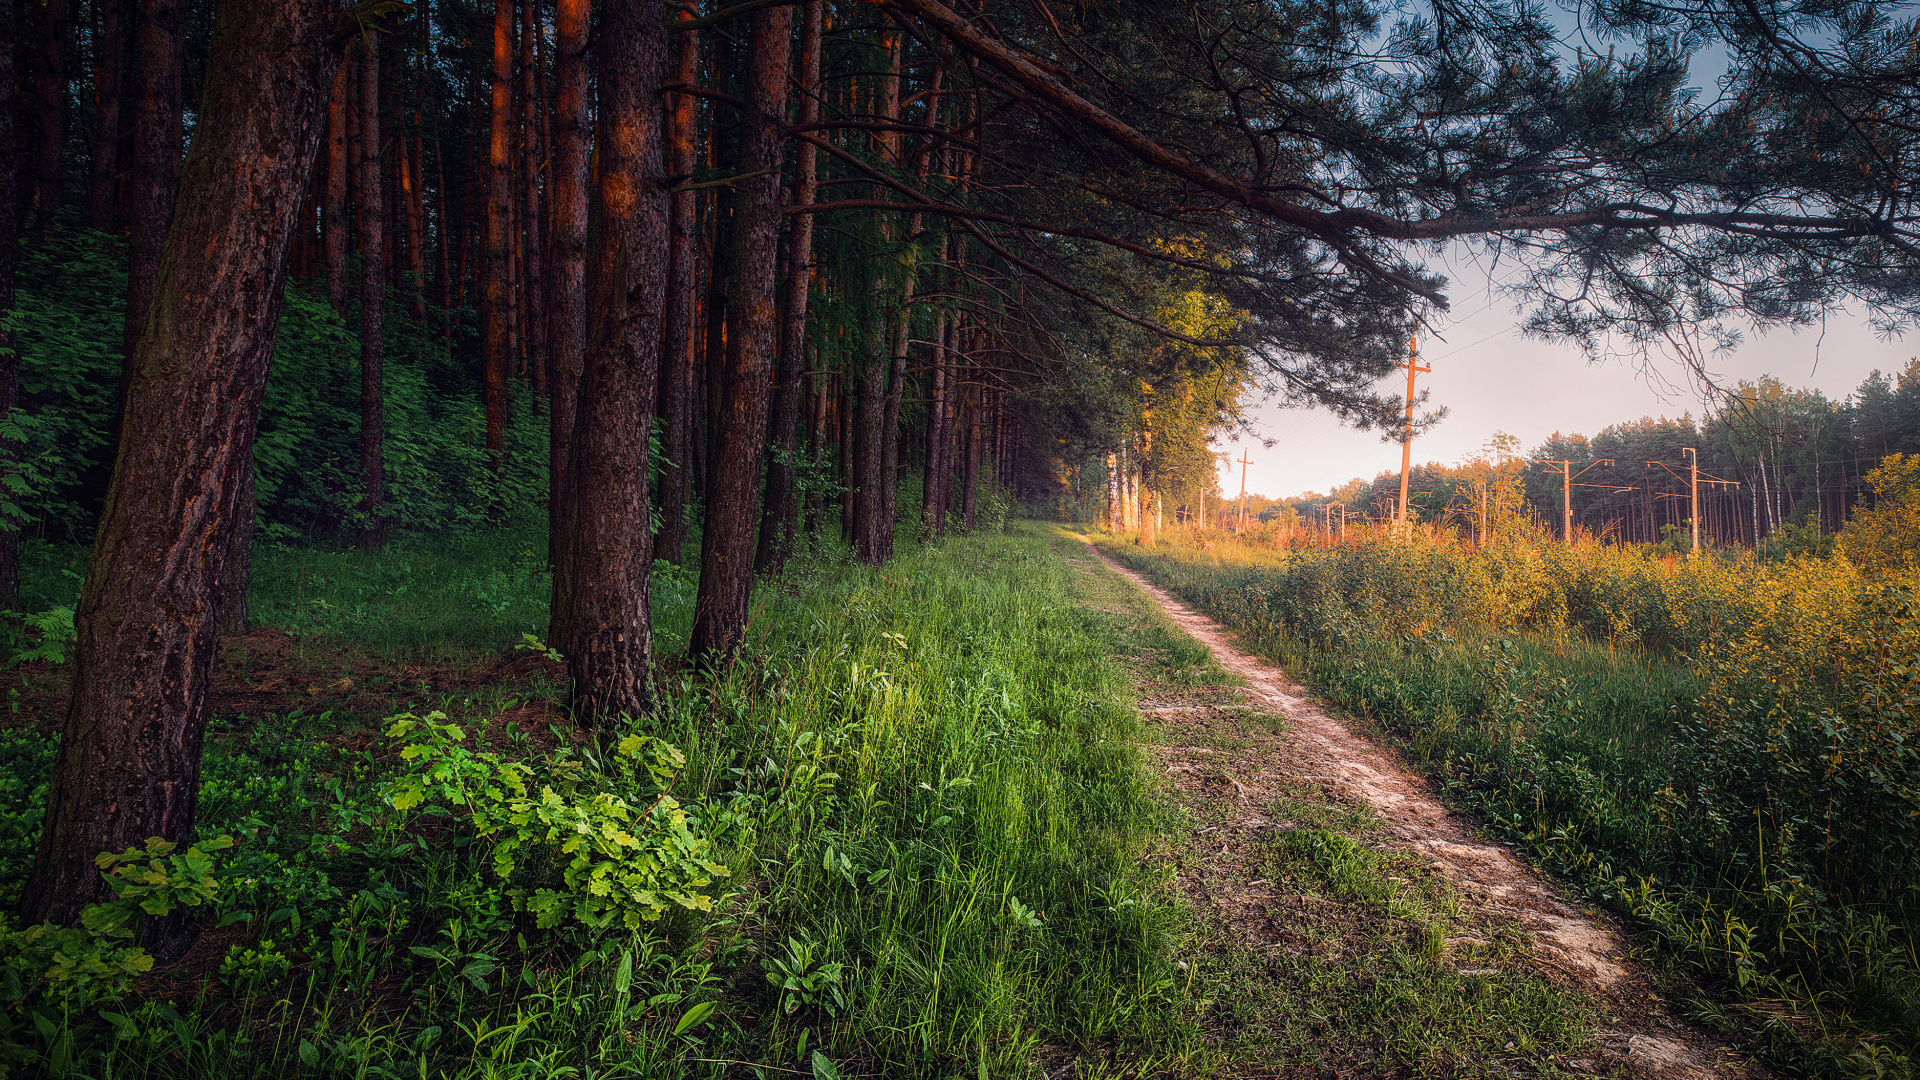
[1084,542,1755,1079]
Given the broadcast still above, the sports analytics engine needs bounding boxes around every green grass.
[1091,529,1920,1078]
[0,524,1201,1079]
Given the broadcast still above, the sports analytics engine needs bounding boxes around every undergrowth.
[0,525,1189,1079]
[1094,527,1920,1079]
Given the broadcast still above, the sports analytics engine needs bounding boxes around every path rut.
[1087,542,1755,1079]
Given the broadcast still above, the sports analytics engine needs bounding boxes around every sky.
[1212,248,1914,500]
[1203,3,1920,501]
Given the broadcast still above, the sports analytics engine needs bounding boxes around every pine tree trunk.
[920,306,948,538]
[690,1,792,659]
[355,33,385,549]
[218,456,255,637]
[879,303,910,559]
[852,325,888,561]
[0,0,20,615]
[404,135,425,318]
[545,0,588,649]
[124,0,183,361]
[88,0,128,232]
[27,0,69,236]
[563,0,668,727]
[754,0,821,575]
[656,15,699,568]
[518,0,545,407]
[20,0,342,930]
[323,50,350,310]
[483,0,513,490]
[962,381,981,531]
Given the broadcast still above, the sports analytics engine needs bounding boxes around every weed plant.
[0,525,1188,1079]
[1095,527,1920,1078]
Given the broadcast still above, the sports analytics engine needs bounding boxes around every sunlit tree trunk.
[690,1,793,659]
[483,0,513,489]
[563,0,668,725]
[20,0,343,931]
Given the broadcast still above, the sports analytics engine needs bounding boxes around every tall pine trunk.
[124,0,183,362]
[753,0,821,575]
[690,2,792,659]
[0,0,18,615]
[545,0,588,649]
[27,0,69,236]
[518,0,545,406]
[563,0,668,726]
[355,33,385,549]
[20,0,344,930]
[323,51,350,310]
[482,0,513,490]
[88,0,128,232]
[656,15,699,567]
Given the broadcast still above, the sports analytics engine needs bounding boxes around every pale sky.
[1214,248,1913,500]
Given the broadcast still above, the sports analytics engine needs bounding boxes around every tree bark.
[218,456,254,637]
[26,0,70,236]
[920,305,948,538]
[545,0,588,649]
[124,0,183,362]
[20,0,343,930]
[0,0,19,614]
[563,0,668,726]
[962,377,981,531]
[355,32,384,549]
[753,0,821,575]
[88,0,129,233]
[403,134,425,318]
[483,0,513,489]
[852,322,888,561]
[518,0,545,407]
[323,49,350,310]
[879,299,910,559]
[690,1,792,660]
[655,13,698,568]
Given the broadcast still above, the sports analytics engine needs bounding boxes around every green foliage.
[2,606,74,666]
[9,231,547,543]
[1103,530,1920,1076]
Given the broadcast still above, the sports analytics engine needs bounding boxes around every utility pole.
[1533,458,1617,545]
[1237,450,1252,531]
[1397,335,1430,531]
[1646,448,1739,557]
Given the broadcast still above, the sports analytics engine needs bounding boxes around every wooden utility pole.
[1646,449,1738,557]
[1237,450,1252,531]
[1533,458,1617,545]
[1397,336,1430,530]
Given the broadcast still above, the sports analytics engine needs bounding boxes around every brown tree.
[654,13,699,568]
[88,0,128,232]
[355,31,385,548]
[123,0,183,362]
[20,0,349,930]
[688,1,792,660]
[25,0,69,236]
[544,0,588,648]
[0,0,19,614]
[482,0,513,485]
[560,0,669,724]
[753,0,823,576]
[323,49,351,309]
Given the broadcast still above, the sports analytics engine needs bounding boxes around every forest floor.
[1058,530,1760,1079]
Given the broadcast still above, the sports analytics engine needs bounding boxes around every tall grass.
[1,526,1190,1078]
[1095,528,1920,1079]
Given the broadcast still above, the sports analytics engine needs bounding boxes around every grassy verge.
[1052,532,1602,1078]
[0,525,1191,1079]
[1091,529,1920,1078]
